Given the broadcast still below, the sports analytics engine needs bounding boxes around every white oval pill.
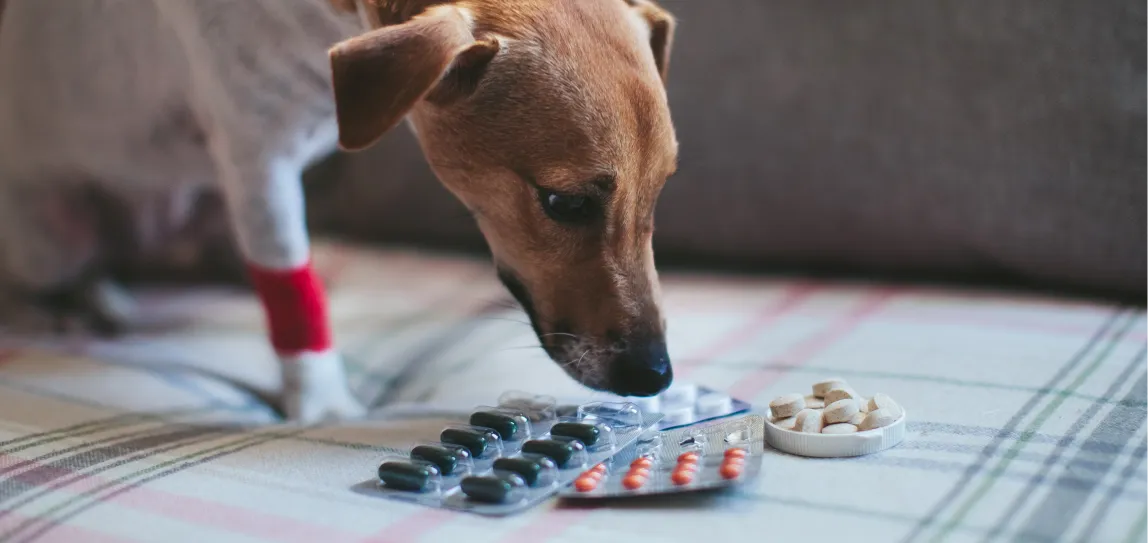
[660,383,699,408]
[859,408,899,431]
[823,398,860,424]
[868,393,902,416]
[696,392,733,417]
[857,397,870,413]
[662,405,696,425]
[769,393,806,419]
[793,409,824,433]
[774,416,796,430]
[823,387,859,405]
[812,379,849,398]
[822,423,858,435]
[849,411,867,425]
[803,395,825,409]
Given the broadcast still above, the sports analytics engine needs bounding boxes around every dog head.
[329,0,677,396]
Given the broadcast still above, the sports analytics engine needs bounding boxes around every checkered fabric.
[0,241,1144,543]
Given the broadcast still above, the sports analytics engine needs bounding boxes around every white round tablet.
[660,382,699,408]
[661,405,696,426]
[695,392,733,417]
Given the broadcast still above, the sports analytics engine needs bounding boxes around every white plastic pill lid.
[764,409,907,458]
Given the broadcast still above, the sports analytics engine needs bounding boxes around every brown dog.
[333,0,679,391]
[0,0,678,420]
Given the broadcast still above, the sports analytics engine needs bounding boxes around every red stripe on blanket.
[247,261,332,354]
[729,288,897,400]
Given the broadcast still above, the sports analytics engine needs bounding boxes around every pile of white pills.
[769,379,904,435]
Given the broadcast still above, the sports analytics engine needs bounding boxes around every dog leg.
[207,141,365,423]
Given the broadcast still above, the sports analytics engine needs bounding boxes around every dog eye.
[539,190,599,224]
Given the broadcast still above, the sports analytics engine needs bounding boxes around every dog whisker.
[538,332,580,340]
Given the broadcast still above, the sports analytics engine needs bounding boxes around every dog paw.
[0,279,137,337]
[280,350,366,423]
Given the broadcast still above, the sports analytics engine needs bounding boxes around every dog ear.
[424,38,501,106]
[628,0,675,83]
[329,7,493,151]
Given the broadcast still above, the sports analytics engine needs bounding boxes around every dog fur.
[0,0,679,421]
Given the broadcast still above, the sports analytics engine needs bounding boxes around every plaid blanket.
[0,241,1144,543]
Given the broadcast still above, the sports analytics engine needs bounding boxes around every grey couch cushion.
[307,0,1146,298]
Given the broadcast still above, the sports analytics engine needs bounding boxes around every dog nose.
[606,339,673,397]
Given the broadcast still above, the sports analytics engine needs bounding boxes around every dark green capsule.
[492,457,552,487]
[549,422,601,447]
[440,428,489,457]
[469,411,520,441]
[377,461,436,492]
[521,438,583,468]
[410,445,465,476]
[460,475,523,504]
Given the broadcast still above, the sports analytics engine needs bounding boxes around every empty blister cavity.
[678,433,709,462]
[460,472,529,504]
[378,458,443,494]
[678,433,709,451]
[493,454,558,488]
[634,433,664,462]
[576,401,644,433]
[520,437,589,469]
[440,425,503,462]
[409,443,474,478]
[496,391,558,429]
[724,427,752,445]
[549,419,616,453]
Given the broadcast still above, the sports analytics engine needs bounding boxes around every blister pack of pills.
[358,391,664,516]
[575,382,751,430]
[558,414,764,499]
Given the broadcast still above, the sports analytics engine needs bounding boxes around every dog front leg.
[209,143,364,423]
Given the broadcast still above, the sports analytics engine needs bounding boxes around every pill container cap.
[576,401,644,432]
[765,407,908,458]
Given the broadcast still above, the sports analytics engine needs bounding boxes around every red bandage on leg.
[246,260,332,354]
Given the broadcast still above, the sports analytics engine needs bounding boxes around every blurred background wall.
[304,0,1145,300]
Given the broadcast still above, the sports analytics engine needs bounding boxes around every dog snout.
[606,336,673,397]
